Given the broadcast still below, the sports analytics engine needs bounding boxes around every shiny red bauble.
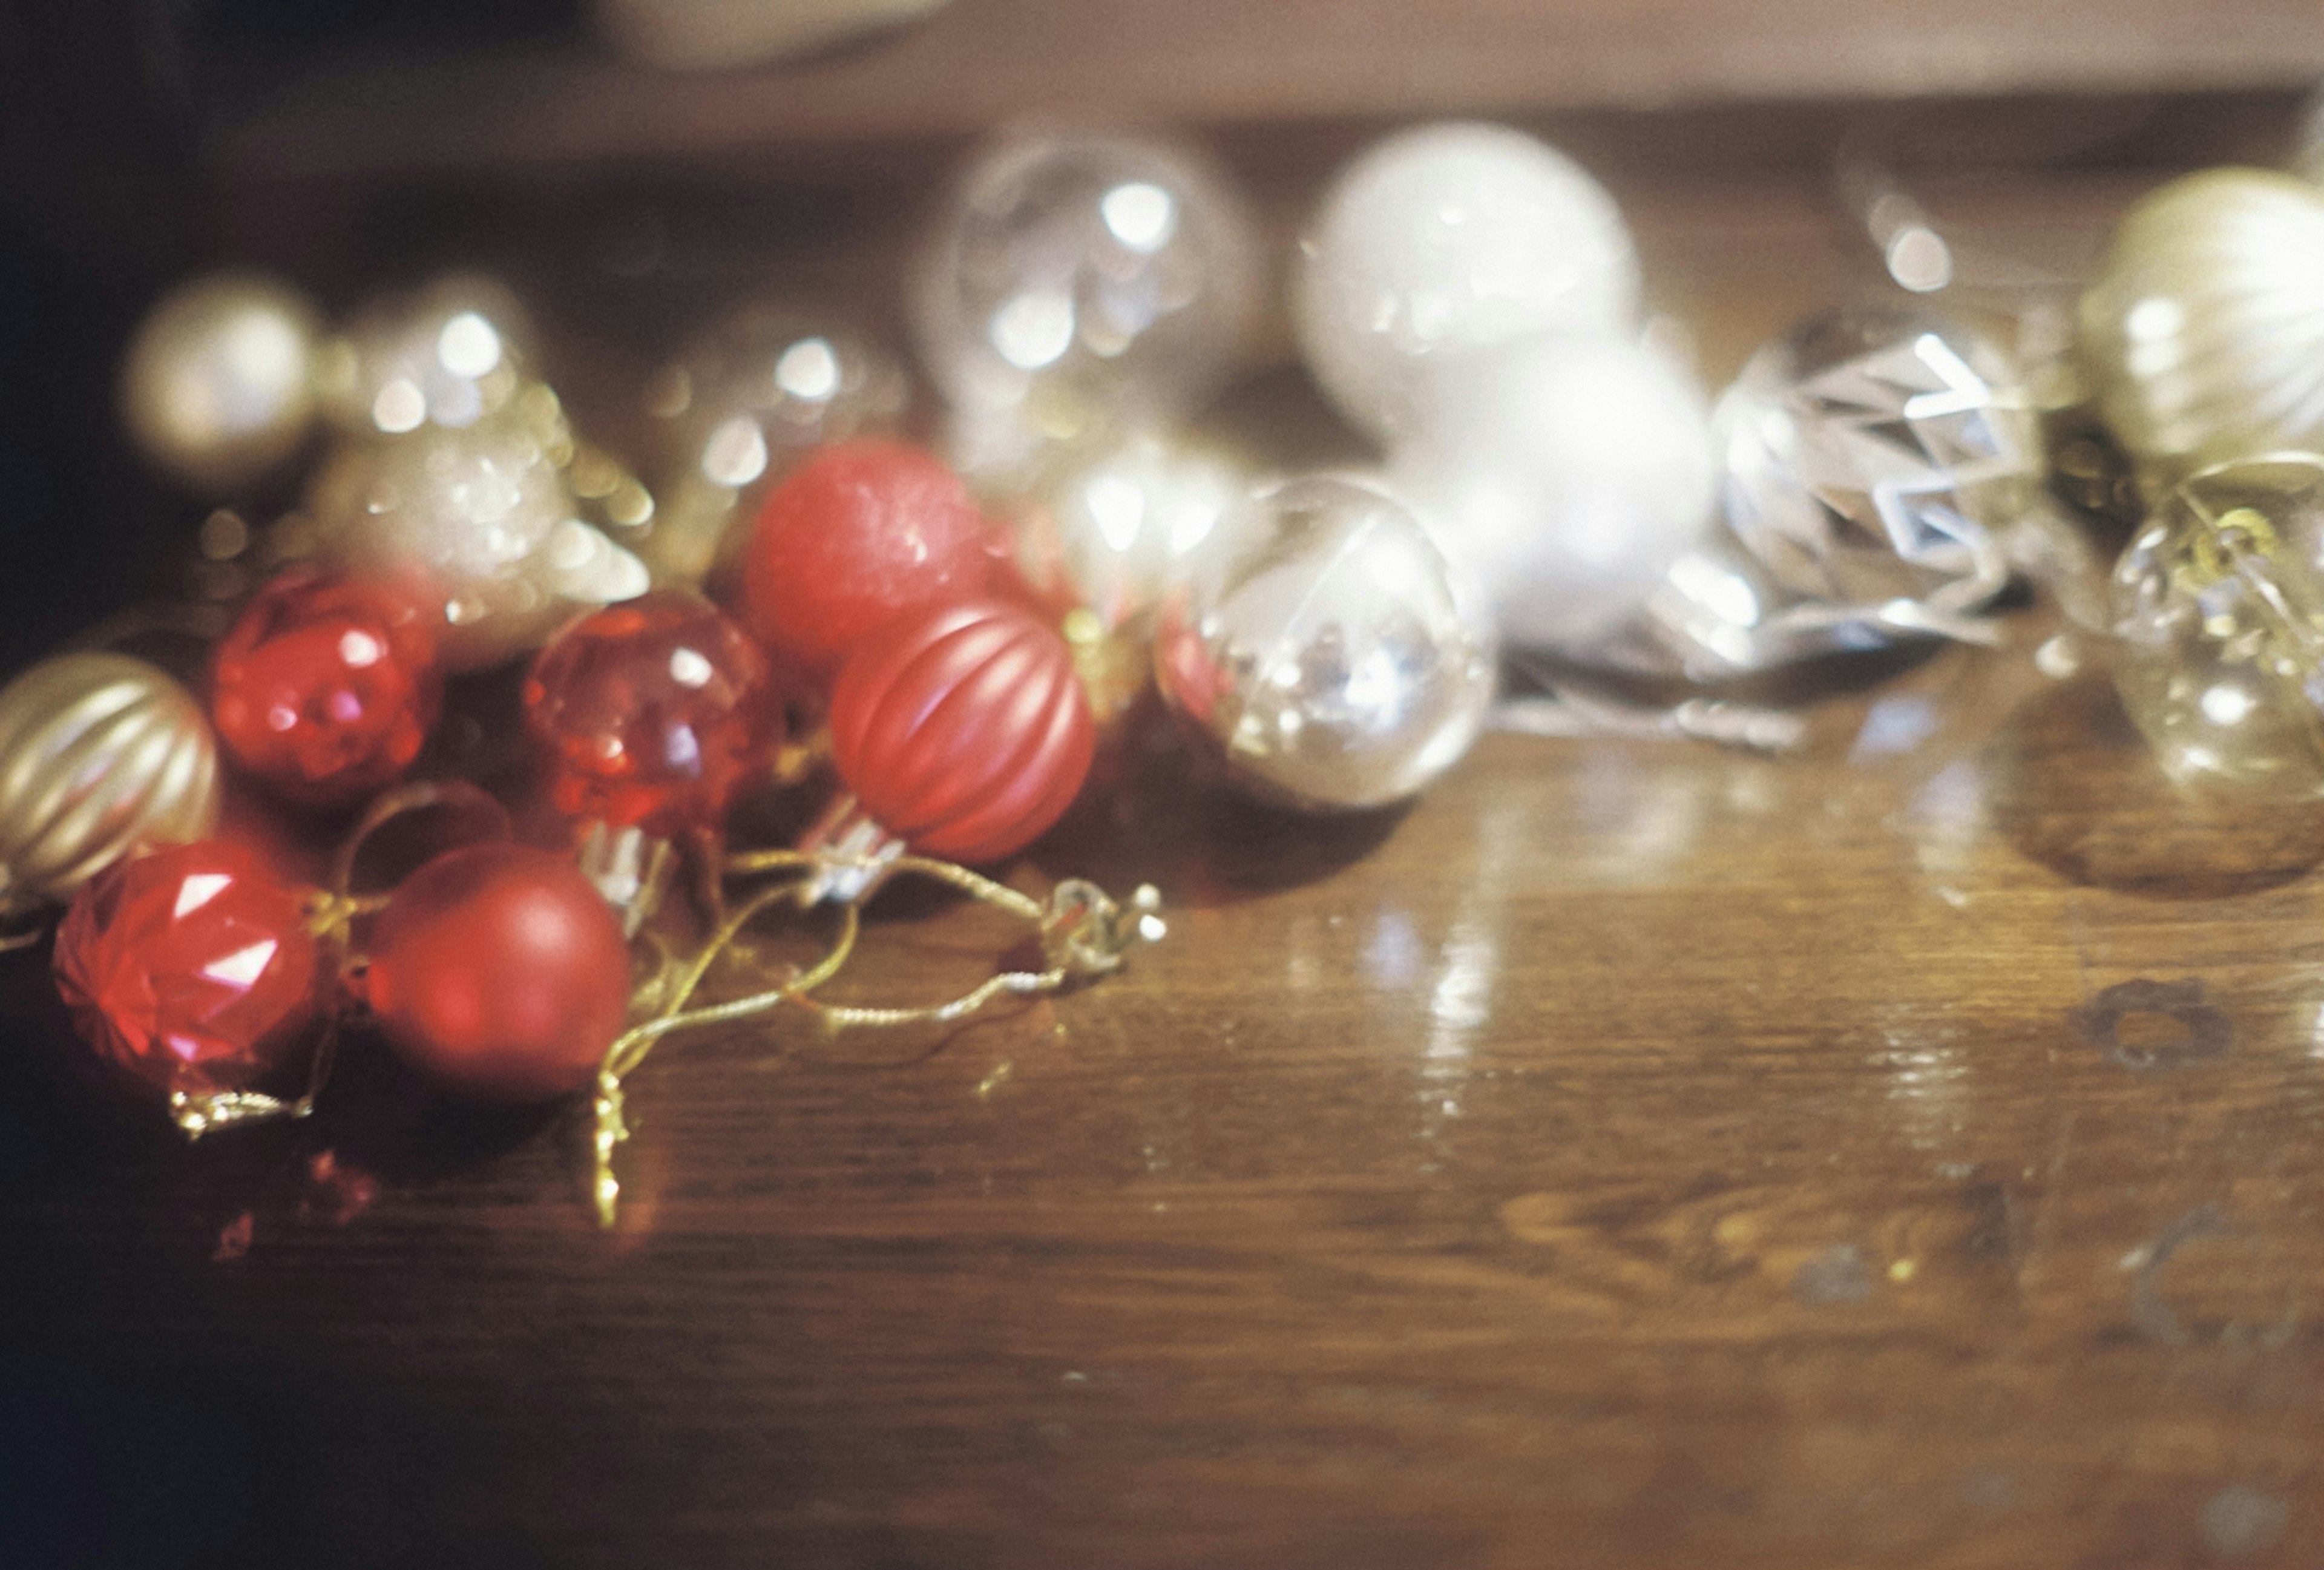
[740,438,992,680]
[211,568,441,807]
[524,591,780,837]
[364,842,631,1101]
[828,599,1095,864]
[53,840,324,1101]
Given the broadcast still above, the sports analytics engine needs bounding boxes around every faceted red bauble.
[211,568,440,807]
[53,840,324,1100]
[740,439,991,680]
[829,599,1095,864]
[364,842,631,1101]
[524,591,780,837]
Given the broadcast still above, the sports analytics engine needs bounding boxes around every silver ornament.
[120,272,322,494]
[0,654,221,924]
[2080,169,2324,474]
[2112,453,2324,796]
[1009,431,1255,637]
[635,307,910,585]
[1581,304,2041,680]
[314,274,536,436]
[1153,474,1496,811]
[911,123,1259,479]
[306,396,648,671]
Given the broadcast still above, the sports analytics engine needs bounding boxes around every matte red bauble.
[53,840,324,1100]
[524,590,780,837]
[364,842,631,1100]
[211,568,440,807]
[828,599,1095,864]
[740,438,991,680]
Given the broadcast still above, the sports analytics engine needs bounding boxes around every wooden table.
[9,71,2324,1568]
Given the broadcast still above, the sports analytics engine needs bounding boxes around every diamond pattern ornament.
[1719,305,2038,616]
[1574,305,2046,682]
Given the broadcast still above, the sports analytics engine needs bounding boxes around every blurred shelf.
[206,0,2324,179]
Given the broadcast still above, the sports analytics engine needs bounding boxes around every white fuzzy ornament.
[1295,122,1640,444]
[1392,335,1715,651]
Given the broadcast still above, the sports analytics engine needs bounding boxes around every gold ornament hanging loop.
[589,845,1163,1227]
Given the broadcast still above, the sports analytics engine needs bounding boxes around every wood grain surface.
[10,151,2324,1569]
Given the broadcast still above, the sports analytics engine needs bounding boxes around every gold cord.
[588,850,1163,1227]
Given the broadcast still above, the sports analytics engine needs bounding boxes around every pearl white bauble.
[1295,122,1640,444]
[120,272,323,494]
[1392,334,1715,651]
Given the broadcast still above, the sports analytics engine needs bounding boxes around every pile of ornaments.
[16,110,2324,1206]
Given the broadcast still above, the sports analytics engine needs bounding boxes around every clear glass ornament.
[1008,431,1255,636]
[1295,122,1640,443]
[2113,454,2324,796]
[1713,305,2037,622]
[635,307,910,585]
[314,274,536,437]
[306,396,648,671]
[1391,333,1714,651]
[1152,474,1496,811]
[911,124,1258,477]
[120,272,322,494]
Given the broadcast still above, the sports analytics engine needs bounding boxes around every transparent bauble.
[911,125,1259,474]
[1008,431,1255,636]
[1295,122,1640,444]
[1391,333,1714,650]
[305,395,648,671]
[120,272,323,494]
[2113,455,2324,796]
[315,274,536,436]
[1716,304,2038,622]
[1152,473,1497,812]
[635,308,911,585]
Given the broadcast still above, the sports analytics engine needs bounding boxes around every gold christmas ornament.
[2111,453,2324,796]
[120,272,323,494]
[2080,169,2324,474]
[306,394,649,672]
[0,653,222,931]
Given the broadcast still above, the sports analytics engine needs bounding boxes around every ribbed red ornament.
[827,600,1094,864]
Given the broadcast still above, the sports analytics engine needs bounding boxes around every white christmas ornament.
[1295,122,1641,444]
[1393,335,1716,651]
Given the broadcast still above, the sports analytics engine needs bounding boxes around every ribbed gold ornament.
[0,654,222,931]
[2080,169,2324,475]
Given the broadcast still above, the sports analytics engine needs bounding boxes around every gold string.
[588,849,1163,1227]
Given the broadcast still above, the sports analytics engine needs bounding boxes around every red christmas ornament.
[53,840,324,1101]
[523,591,780,837]
[827,599,1095,864]
[364,842,632,1101]
[211,568,440,807]
[740,438,992,680]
